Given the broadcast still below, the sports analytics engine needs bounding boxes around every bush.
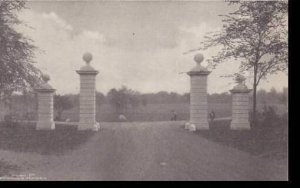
[22,112,36,120]
[2,114,19,127]
[250,105,285,130]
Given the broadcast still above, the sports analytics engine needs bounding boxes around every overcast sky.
[16,0,288,95]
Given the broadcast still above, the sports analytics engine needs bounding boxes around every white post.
[35,74,55,130]
[187,54,211,130]
[76,52,100,131]
[230,74,252,130]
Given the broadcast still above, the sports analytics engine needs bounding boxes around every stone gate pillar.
[35,74,55,130]
[187,54,211,130]
[76,52,100,131]
[230,74,252,130]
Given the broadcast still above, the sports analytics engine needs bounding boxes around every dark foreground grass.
[197,119,288,161]
[0,159,21,177]
[0,123,96,156]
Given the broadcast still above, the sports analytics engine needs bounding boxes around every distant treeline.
[65,86,287,105]
[1,86,287,121]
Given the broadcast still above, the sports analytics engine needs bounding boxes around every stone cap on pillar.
[35,74,56,93]
[187,53,211,76]
[230,74,252,93]
[76,52,99,75]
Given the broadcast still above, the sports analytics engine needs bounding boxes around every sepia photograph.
[0,0,288,181]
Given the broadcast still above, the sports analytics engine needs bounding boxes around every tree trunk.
[252,66,258,127]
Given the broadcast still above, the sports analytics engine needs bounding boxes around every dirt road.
[1,122,287,181]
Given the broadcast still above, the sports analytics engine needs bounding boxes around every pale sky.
[16,0,288,95]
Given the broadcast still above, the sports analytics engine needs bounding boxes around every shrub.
[3,114,19,128]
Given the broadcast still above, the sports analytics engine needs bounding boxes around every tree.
[141,95,148,107]
[256,89,268,104]
[54,94,73,121]
[128,94,140,110]
[194,1,288,126]
[107,86,141,115]
[183,93,190,103]
[0,0,42,101]
[280,87,288,106]
[96,91,105,106]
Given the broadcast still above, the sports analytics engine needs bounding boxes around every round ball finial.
[235,74,246,84]
[194,53,204,65]
[42,74,50,83]
[83,52,93,64]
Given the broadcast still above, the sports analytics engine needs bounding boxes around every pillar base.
[184,122,190,129]
[78,122,100,131]
[230,122,251,130]
[36,121,55,130]
[189,124,196,131]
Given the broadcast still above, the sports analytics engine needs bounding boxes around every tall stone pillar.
[230,74,252,130]
[76,52,100,131]
[187,54,211,130]
[35,74,55,130]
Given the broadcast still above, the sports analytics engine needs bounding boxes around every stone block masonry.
[76,52,100,131]
[35,74,55,130]
[230,74,252,130]
[187,54,211,130]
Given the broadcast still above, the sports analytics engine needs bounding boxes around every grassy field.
[199,118,288,161]
[0,123,97,177]
[0,159,20,177]
[2,99,286,122]
[0,123,95,156]
[61,102,286,122]
[61,103,232,122]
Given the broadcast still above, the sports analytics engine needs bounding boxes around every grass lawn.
[197,119,288,161]
[0,123,96,156]
[0,122,96,177]
[0,159,21,177]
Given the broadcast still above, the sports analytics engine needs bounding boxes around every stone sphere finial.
[235,73,246,84]
[83,52,93,64]
[42,74,50,83]
[194,53,204,65]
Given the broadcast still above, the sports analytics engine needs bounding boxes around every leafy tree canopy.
[0,0,42,98]
[190,0,288,125]
[199,0,288,86]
